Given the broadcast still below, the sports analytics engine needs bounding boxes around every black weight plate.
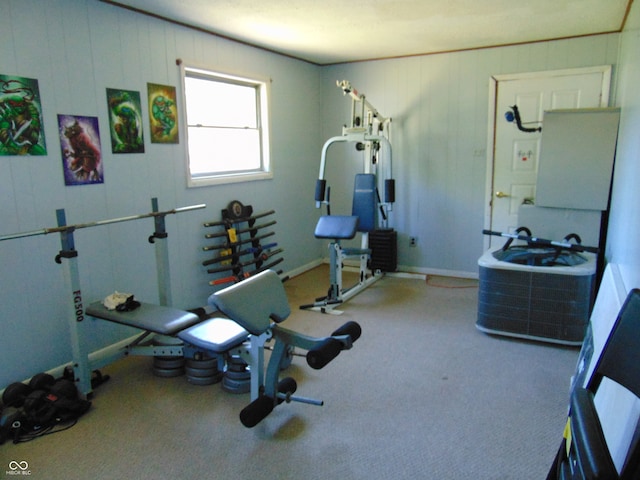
[152,366,185,378]
[186,372,223,386]
[153,357,186,369]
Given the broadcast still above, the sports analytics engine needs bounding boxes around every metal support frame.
[337,80,389,133]
[311,237,380,315]
[308,80,394,314]
[56,209,94,397]
[227,332,269,401]
[261,324,353,406]
[0,198,206,398]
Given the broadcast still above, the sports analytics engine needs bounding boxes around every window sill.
[187,170,273,188]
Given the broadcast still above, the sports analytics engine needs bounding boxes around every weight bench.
[83,271,361,427]
[83,301,250,393]
[209,269,362,427]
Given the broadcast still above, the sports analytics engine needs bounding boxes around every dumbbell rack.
[202,200,284,287]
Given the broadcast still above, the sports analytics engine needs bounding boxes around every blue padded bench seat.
[85,301,201,336]
[178,318,248,353]
[314,215,359,240]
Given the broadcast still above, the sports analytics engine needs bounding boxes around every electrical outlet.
[410,236,417,247]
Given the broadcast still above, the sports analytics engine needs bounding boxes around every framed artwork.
[0,74,47,156]
[58,114,103,186]
[106,88,145,153]
[147,83,179,144]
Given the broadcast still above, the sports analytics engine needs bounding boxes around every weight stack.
[369,228,397,272]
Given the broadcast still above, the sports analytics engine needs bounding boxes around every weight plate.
[185,366,219,378]
[224,369,251,381]
[226,358,249,372]
[185,357,218,369]
[152,366,185,378]
[29,373,55,390]
[227,200,245,219]
[2,382,31,408]
[186,372,223,386]
[221,377,251,394]
[153,357,186,369]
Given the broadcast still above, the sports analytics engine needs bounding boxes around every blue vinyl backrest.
[208,270,291,335]
[352,173,376,233]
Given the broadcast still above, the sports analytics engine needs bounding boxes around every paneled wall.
[0,0,322,387]
[321,34,619,274]
[0,0,630,389]
[608,0,640,287]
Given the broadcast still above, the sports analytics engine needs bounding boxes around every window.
[181,65,271,187]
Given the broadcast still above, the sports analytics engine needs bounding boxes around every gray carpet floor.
[1,267,579,479]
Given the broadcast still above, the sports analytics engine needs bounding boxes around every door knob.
[495,191,510,198]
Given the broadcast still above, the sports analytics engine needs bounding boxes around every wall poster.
[58,114,103,186]
[0,75,47,156]
[147,83,179,144]
[106,88,145,154]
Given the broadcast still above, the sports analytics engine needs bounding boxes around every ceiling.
[103,0,631,65]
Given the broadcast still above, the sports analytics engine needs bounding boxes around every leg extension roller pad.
[240,377,298,427]
[306,321,362,370]
[332,321,362,342]
[240,395,275,428]
[307,338,343,370]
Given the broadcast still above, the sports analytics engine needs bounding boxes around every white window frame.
[179,63,272,187]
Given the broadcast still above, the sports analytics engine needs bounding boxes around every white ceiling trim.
[102,0,631,65]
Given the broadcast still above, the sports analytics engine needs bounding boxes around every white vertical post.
[249,334,265,401]
[56,209,93,399]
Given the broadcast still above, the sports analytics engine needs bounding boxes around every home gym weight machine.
[301,80,395,314]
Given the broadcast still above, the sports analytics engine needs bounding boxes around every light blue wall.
[0,0,637,390]
[571,4,640,465]
[321,34,620,274]
[0,0,323,387]
[608,0,640,290]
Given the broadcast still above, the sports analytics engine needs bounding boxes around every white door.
[488,67,611,245]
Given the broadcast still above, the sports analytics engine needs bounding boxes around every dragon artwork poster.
[147,83,179,144]
[58,114,103,186]
[0,74,47,156]
[106,88,145,154]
